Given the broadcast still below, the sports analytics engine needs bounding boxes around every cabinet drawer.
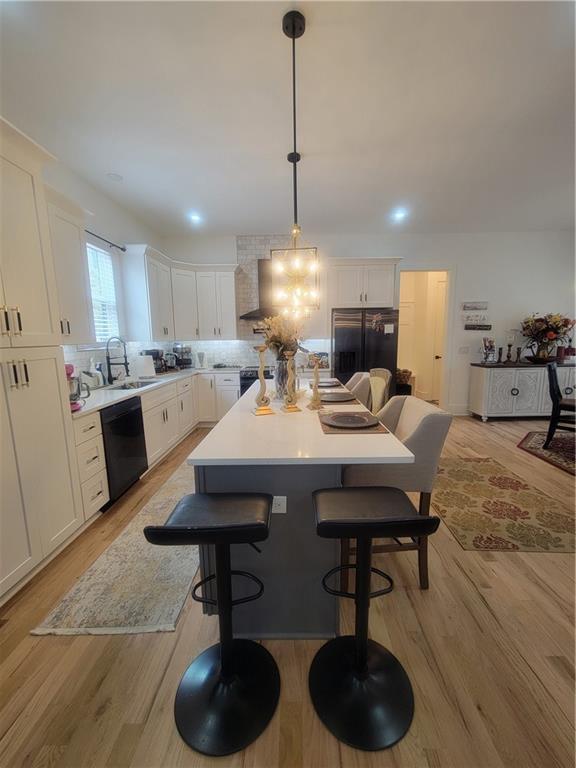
[77,434,106,483]
[81,470,109,518]
[140,383,178,412]
[73,411,102,445]
[177,376,193,394]
[214,373,240,387]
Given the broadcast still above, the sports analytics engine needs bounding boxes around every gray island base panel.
[195,463,341,639]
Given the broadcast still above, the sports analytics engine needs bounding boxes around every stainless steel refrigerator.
[332,308,399,386]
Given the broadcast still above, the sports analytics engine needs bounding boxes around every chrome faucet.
[105,336,130,385]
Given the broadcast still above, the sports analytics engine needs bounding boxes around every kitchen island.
[187,383,414,638]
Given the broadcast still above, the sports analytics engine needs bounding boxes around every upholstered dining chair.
[341,396,452,590]
[369,368,392,414]
[348,372,371,408]
[543,363,575,448]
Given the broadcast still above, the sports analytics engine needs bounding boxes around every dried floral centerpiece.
[262,314,304,399]
[521,313,575,363]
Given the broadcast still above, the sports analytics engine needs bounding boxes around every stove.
[240,366,274,395]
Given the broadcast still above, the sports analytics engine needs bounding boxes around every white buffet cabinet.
[469,364,575,421]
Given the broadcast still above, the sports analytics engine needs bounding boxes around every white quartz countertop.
[187,382,414,466]
[71,368,239,418]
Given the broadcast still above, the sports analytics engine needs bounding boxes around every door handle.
[7,361,19,388]
[0,306,10,335]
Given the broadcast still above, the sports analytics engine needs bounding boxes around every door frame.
[397,266,455,412]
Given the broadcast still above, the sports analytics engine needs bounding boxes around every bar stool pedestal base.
[309,636,414,751]
[175,639,280,756]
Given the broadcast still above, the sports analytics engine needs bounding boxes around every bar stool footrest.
[192,570,264,607]
[321,564,394,599]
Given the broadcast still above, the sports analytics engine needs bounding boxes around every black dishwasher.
[100,397,148,506]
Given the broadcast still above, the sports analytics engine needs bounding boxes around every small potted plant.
[520,313,575,363]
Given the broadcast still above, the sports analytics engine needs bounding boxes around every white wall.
[170,229,574,414]
[43,163,162,249]
[161,234,236,264]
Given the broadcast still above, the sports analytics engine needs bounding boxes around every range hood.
[239,259,279,321]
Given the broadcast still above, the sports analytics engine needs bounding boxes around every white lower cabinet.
[143,397,179,466]
[216,386,240,420]
[197,373,217,421]
[1,347,82,596]
[177,376,196,436]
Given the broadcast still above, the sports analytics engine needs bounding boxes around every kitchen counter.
[188,382,413,465]
[187,383,413,639]
[71,368,239,418]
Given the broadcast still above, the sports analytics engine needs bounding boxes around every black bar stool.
[144,492,280,757]
[310,486,440,751]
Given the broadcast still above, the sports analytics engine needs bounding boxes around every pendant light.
[271,10,319,318]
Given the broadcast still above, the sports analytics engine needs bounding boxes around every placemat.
[318,412,389,434]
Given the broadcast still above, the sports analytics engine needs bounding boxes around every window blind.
[87,244,120,342]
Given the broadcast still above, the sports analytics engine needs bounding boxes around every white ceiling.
[1,1,573,236]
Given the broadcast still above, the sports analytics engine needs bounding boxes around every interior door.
[48,204,95,344]
[431,277,447,402]
[4,347,82,556]
[332,309,363,384]
[196,272,218,339]
[0,361,43,595]
[1,157,60,346]
[216,272,237,339]
[172,268,199,339]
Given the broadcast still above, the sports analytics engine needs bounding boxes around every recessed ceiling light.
[390,206,409,223]
[187,212,203,226]
[106,172,123,182]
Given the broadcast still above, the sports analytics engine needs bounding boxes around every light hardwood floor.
[0,418,574,768]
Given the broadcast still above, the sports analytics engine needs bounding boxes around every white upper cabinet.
[122,245,174,342]
[196,272,219,339]
[46,191,95,344]
[148,256,174,340]
[328,260,398,309]
[0,120,61,347]
[216,271,237,339]
[172,268,199,339]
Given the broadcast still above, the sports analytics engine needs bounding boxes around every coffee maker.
[142,349,167,374]
[173,344,194,368]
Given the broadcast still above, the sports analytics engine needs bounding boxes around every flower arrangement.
[521,313,575,359]
[262,314,303,360]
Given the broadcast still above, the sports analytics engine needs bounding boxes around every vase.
[274,358,289,400]
[526,342,557,364]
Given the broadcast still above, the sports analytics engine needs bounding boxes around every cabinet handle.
[213,327,216,336]
[90,489,103,502]
[237,389,240,399]
[87,454,99,464]
[210,379,213,389]
[364,292,368,302]
[66,319,71,335]
[7,361,19,388]
[510,388,519,396]
[60,319,65,334]
[181,400,183,412]
[196,328,199,336]
[218,328,221,336]
[359,292,363,303]
[83,424,96,433]
[0,306,10,335]
[565,386,574,395]
[19,360,30,387]
[11,307,22,335]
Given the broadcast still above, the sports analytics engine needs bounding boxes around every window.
[87,244,120,342]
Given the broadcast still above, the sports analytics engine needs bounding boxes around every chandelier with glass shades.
[271,11,319,319]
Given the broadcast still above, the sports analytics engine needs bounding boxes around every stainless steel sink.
[110,381,155,390]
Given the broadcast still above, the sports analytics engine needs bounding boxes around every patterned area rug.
[33,461,198,635]
[517,431,575,476]
[432,458,575,552]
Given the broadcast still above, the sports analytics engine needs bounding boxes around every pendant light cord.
[291,35,298,229]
